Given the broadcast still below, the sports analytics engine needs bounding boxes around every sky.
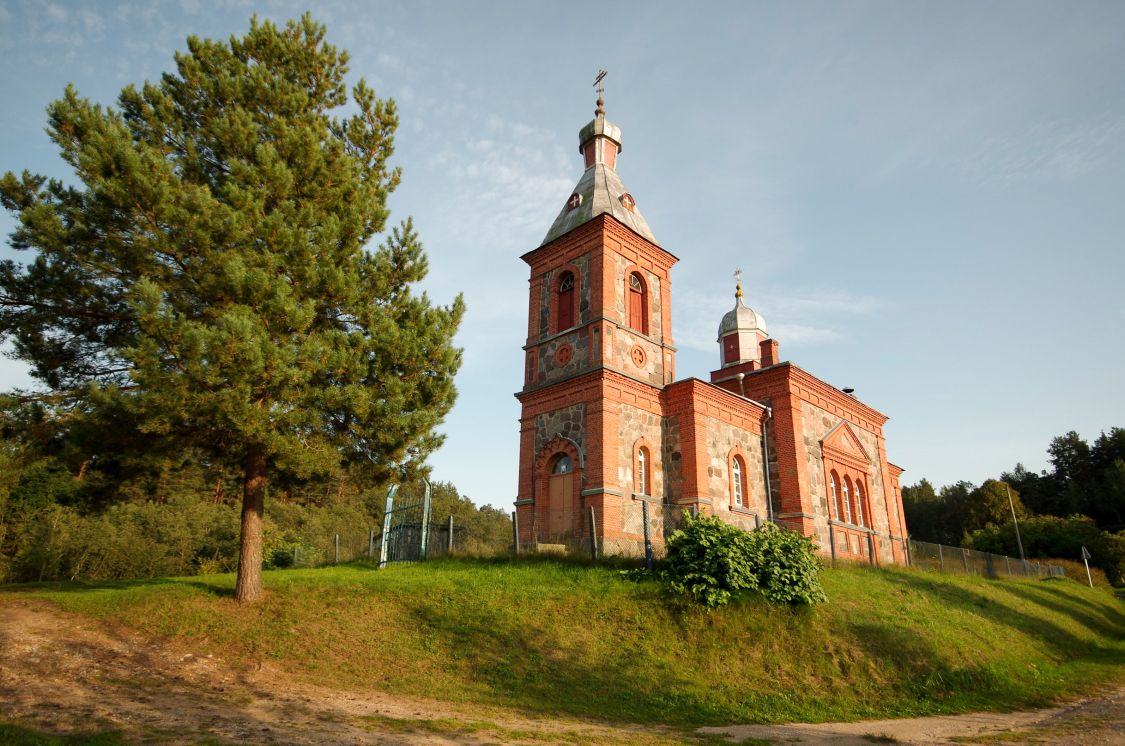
[1,0,1124,508]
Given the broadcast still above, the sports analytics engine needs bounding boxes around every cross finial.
[594,69,607,116]
[734,267,744,299]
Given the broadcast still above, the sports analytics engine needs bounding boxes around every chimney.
[760,338,779,367]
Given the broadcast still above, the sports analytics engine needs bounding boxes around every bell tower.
[514,76,678,551]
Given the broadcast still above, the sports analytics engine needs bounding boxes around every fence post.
[334,533,339,564]
[511,511,520,554]
[294,546,299,566]
[448,515,454,554]
[962,548,970,574]
[379,484,398,569]
[938,543,944,571]
[368,528,374,559]
[588,505,598,561]
[867,533,876,567]
[828,527,837,565]
[642,500,653,572]
[1004,555,1011,576]
[420,479,432,561]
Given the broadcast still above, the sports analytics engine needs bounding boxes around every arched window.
[855,480,866,527]
[732,455,746,507]
[627,272,648,334]
[551,454,573,474]
[842,476,854,524]
[830,471,842,520]
[636,446,650,495]
[557,271,575,331]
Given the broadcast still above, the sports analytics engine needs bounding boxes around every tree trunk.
[234,447,268,603]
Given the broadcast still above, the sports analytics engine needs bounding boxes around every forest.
[902,427,1125,584]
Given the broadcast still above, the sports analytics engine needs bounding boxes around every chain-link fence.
[908,539,1065,580]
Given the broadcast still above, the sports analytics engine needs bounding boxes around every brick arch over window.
[727,446,751,510]
[623,267,650,335]
[632,437,656,497]
[534,436,584,542]
[829,469,843,520]
[548,264,582,334]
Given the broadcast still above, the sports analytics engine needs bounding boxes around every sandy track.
[0,600,679,744]
[1,599,1121,744]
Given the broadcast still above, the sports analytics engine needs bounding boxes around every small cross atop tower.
[734,267,744,299]
[594,69,607,116]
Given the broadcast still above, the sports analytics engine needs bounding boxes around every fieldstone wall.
[661,415,683,505]
[799,400,892,557]
[535,329,591,385]
[703,417,767,533]
[537,256,592,339]
[617,403,663,537]
[534,404,586,456]
[612,255,664,342]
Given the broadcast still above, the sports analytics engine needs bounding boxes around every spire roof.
[539,78,657,247]
[718,273,768,340]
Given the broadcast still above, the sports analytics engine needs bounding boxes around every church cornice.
[745,362,889,426]
[521,213,678,268]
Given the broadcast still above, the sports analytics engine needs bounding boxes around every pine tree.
[0,15,463,602]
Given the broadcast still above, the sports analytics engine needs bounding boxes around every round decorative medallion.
[630,345,646,368]
[621,193,636,210]
[554,344,573,366]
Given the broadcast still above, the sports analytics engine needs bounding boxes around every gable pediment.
[821,422,872,467]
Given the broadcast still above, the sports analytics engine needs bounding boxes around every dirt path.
[1,600,1121,745]
[0,600,681,744]
[700,687,1125,744]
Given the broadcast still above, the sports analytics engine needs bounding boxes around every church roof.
[539,94,657,247]
[717,283,768,340]
[540,159,657,246]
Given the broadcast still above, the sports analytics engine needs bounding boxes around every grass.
[4,556,1123,727]
[0,722,125,745]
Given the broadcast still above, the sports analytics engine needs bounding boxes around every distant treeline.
[902,428,1125,584]
[0,435,510,584]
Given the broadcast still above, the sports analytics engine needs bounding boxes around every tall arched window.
[830,471,842,520]
[732,456,746,507]
[855,481,866,527]
[842,477,854,524]
[636,446,650,495]
[557,271,575,331]
[627,272,648,334]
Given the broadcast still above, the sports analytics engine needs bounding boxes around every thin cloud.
[673,286,884,353]
[950,116,1125,187]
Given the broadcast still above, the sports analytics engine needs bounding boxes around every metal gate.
[378,481,433,567]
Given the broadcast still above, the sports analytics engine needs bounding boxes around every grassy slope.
[6,558,1124,727]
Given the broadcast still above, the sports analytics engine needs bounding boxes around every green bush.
[661,514,826,608]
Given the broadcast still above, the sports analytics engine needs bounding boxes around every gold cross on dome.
[734,267,744,299]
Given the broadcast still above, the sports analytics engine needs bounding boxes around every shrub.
[661,514,826,608]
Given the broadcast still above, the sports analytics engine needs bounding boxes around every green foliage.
[963,480,1028,535]
[661,514,826,607]
[0,15,464,599]
[968,514,1125,586]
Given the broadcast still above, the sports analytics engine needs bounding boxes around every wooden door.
[548,472,574,538]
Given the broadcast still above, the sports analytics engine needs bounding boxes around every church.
[514,86,909,564]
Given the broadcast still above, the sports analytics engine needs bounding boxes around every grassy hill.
[6,557,1124,727]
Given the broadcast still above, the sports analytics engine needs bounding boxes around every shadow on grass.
[0,575,233,598]
[994,582,1125,641]
[402,589,743,727]
[842,619,1025,712]
[878,570,1109,659]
